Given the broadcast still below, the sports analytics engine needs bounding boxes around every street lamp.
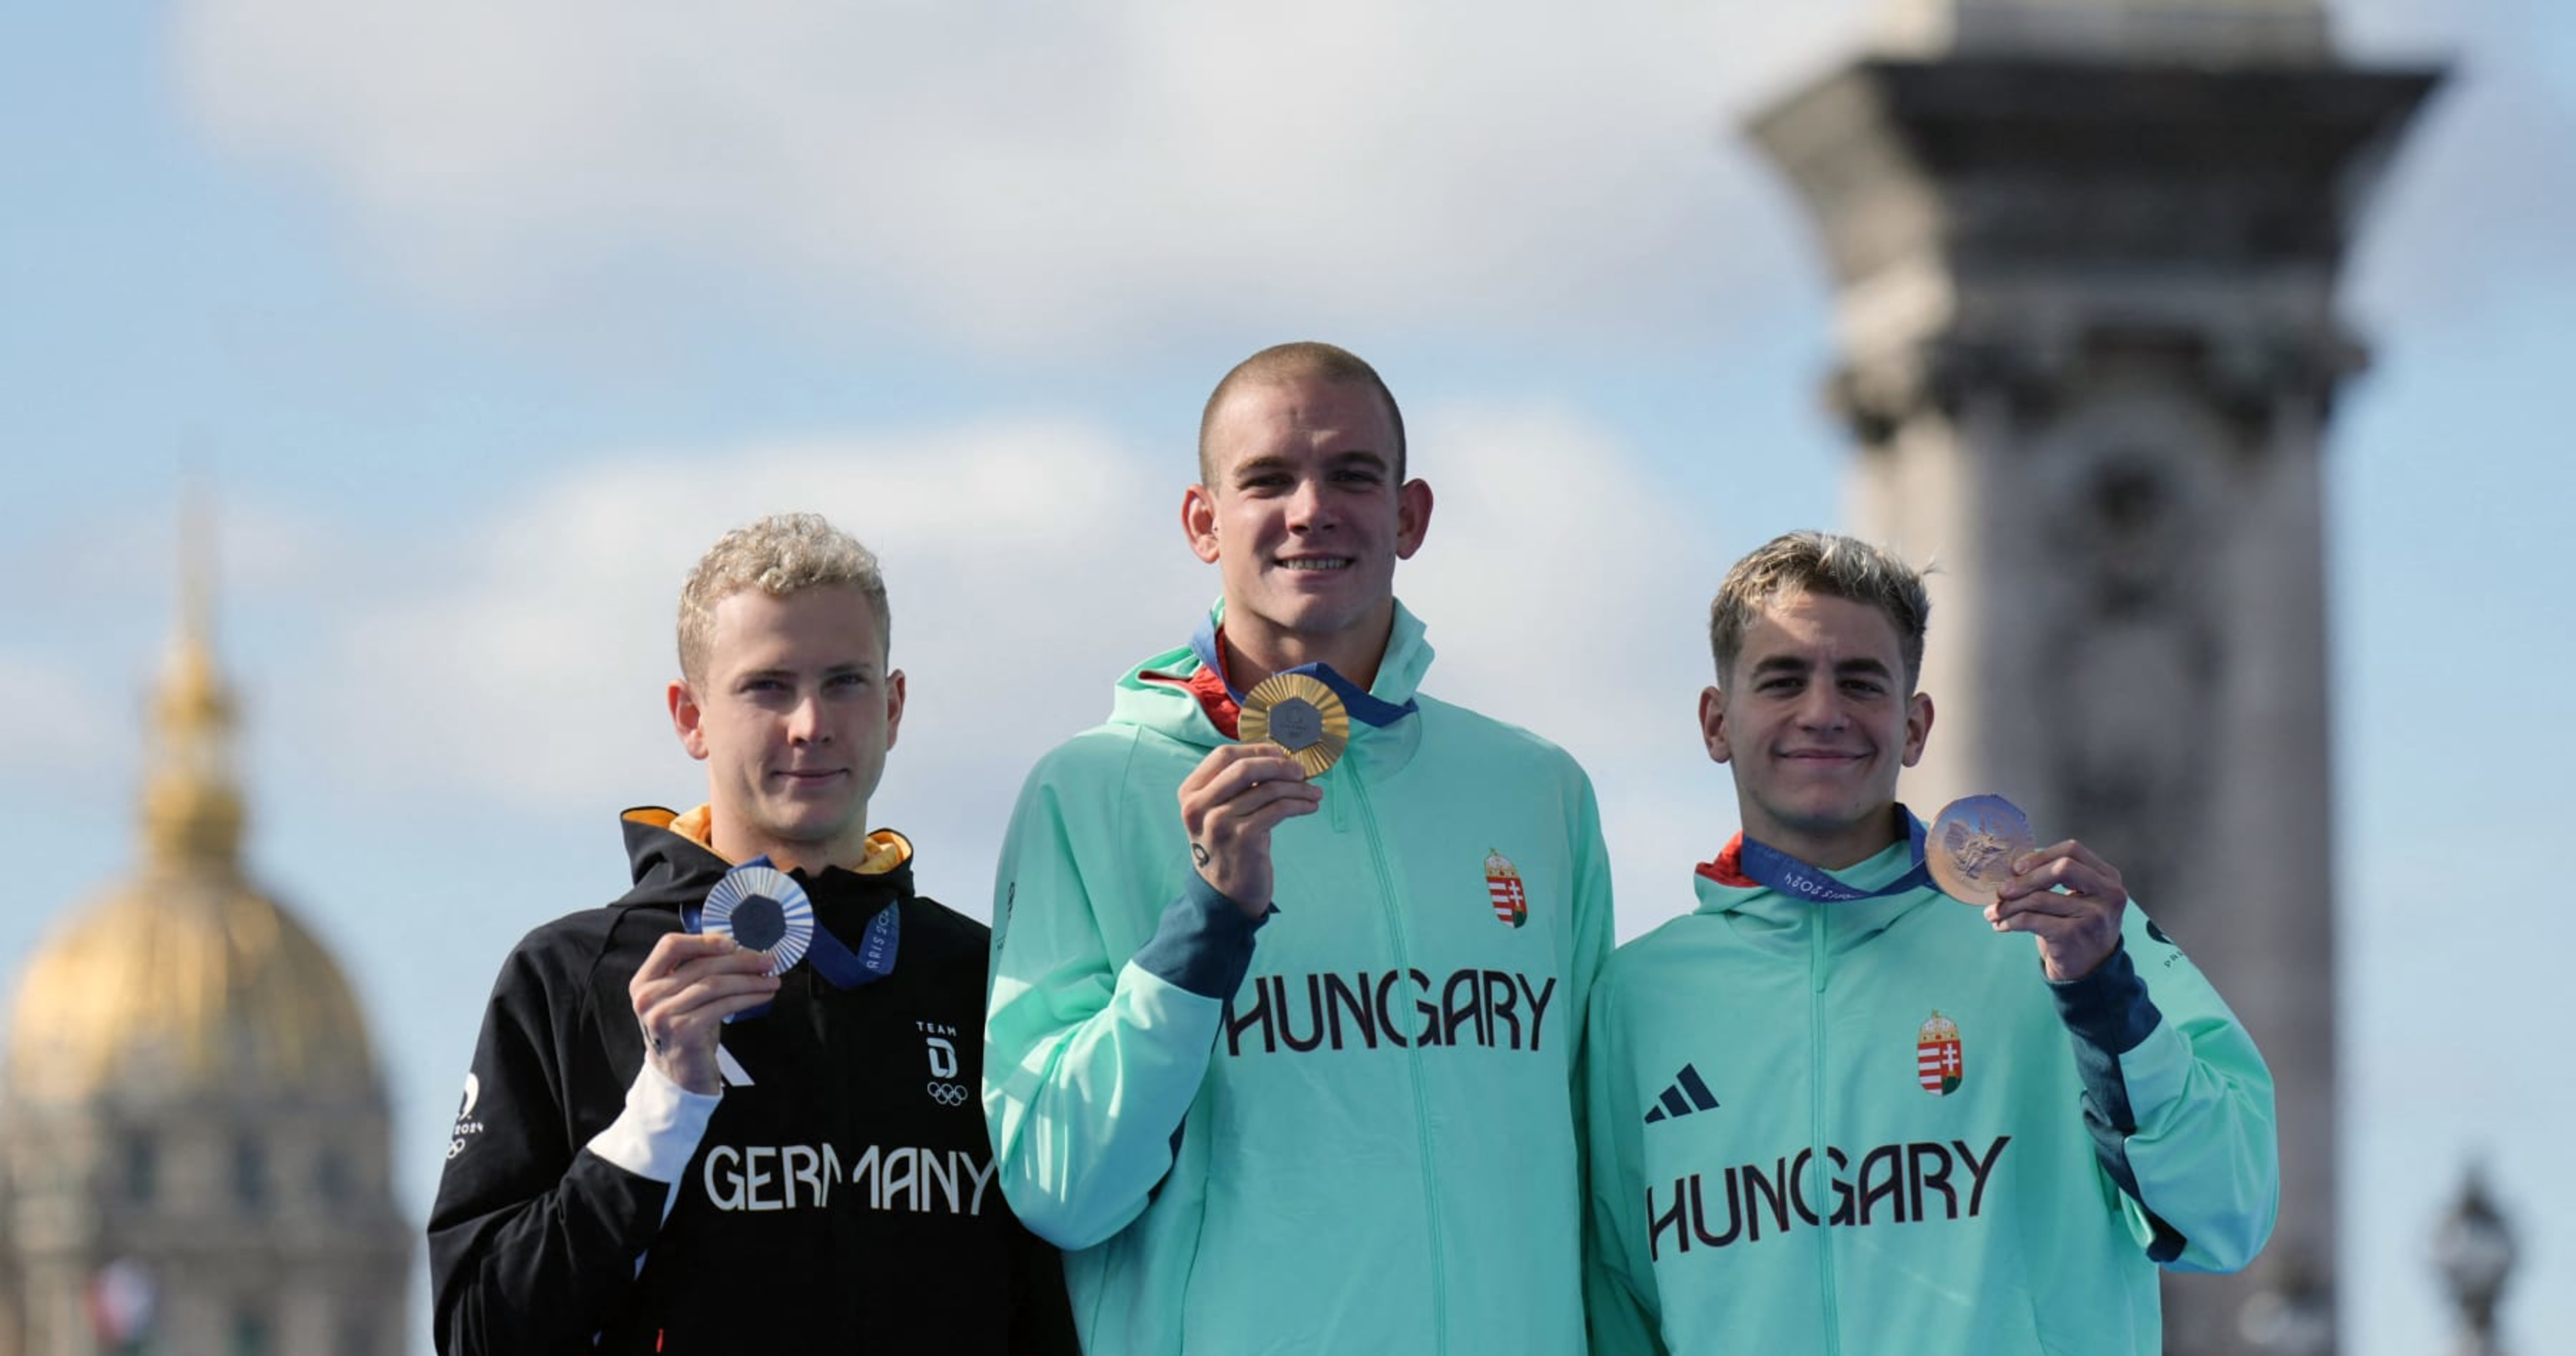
[2432,1162,2514,1356]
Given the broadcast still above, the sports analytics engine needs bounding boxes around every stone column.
[1747,5,2437,1349]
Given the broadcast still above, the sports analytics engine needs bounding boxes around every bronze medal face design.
[1927,795,2036,904]
[1238,673,1351,778]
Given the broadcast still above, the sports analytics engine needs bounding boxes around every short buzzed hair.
[1196,341,1407,485]
[677,513,890,684]
[1709,531,1931,691]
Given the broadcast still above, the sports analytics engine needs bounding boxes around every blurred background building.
[0,541,410,1356]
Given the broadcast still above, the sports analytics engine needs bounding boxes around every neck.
[1220,602,1395,692]
[706,810,870,875]
[1742,803,1906,873]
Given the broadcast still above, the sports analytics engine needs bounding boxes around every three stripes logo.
[1643,1062,1720,1124]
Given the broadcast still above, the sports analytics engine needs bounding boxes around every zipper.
[1809,906,1840,1356]
[1348,769,1450,1356]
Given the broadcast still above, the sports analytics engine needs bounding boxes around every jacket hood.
[1108,599,1437,757]
[1689,820,1939,961]
[616,807,918,915]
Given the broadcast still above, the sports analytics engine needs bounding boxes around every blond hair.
[1709,531,1930,690]
[677,513,889,683]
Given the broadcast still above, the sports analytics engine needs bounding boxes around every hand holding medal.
[1931,795,2129,983]
[1175,675,1335,921]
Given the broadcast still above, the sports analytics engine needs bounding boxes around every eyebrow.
[736,661,878,682]
[1748,655,1894,678]
[1229,450,1391,481]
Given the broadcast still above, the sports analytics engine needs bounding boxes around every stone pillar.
[1747,5,2437,1350]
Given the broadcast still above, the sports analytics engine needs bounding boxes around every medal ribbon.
[1190,616,1419,730]
[1735,811,1934,903]
[682,857,901,1015]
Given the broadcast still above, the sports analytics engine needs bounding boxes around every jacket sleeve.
[2051,903,2280,1273]
[982,753,1267,1250]
[1580,964,1670,1356]
[427,936,720,1354]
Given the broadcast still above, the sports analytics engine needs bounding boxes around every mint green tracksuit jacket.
[1584,835,2277,1356]
[984,603,1614,1354]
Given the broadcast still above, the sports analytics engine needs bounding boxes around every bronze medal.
[1927,795,2036,905]
[1238,673,1350,777]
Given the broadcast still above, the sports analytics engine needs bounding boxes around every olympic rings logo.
[927,1081,970,1106]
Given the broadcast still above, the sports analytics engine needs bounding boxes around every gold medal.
[1238,673,1350,777]
[1927,795,2036,904]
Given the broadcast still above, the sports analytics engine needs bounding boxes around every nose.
[787,691,831,745]
[1284,475,1335,532]
[1792,682,1846,732]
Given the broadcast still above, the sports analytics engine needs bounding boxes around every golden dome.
[3,502,378,1107]
[5,871,378,1106]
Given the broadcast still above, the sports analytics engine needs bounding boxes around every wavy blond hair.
[677,513,889,683]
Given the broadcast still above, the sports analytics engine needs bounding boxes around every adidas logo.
[1643,1062,1719,1124]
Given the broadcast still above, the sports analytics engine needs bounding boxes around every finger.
[642,972,784,1026]
[2013,839,2116,881]
[635,965,782,1018]
[1199,753,1314,801]
[636,932,741,983]
[1230,794,1324,838]
[1183,742,1309,795]
[1986,906,2095,941]
[662,988,785,1031]
[2000,855,2116,903]
[666,948,781,983]
[1985,890,2091,925]
[1196,779,1326,837]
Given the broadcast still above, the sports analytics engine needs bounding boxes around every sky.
[3,2,2569,1353]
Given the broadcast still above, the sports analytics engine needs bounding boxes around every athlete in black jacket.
[427,514,1073,1353]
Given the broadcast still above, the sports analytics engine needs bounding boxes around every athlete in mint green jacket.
[1585,532,2276,1356]
[984,344,1614,1354]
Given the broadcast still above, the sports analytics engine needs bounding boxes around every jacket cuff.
[1130,873,1271,1000]
[587,1060,721,1184]
[2050,939,2162,1057]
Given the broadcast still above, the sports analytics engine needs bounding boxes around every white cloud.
[169,0,2557,359]
[168,1,1869,349]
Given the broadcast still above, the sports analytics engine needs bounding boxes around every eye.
[828,672,872,691]
[1842,679,1885,696]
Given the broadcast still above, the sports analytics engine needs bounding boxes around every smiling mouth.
[1277,557,1354,572]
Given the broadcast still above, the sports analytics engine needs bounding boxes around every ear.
[1900,690,1933,768]
[1394,478,1434,560]
[668,679,711,761]
[1183,484,1222,564]
[883,669,908,751]
[1699,684,1733,765]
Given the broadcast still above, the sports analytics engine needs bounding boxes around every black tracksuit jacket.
[428,810,1075,1355]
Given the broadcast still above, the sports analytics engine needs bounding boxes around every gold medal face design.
[1238,673,1350,777]
[1927,795,2036,904]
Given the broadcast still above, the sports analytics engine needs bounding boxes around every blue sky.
[3,3,2569,1353]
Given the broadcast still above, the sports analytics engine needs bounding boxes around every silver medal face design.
[701,864,816,976]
